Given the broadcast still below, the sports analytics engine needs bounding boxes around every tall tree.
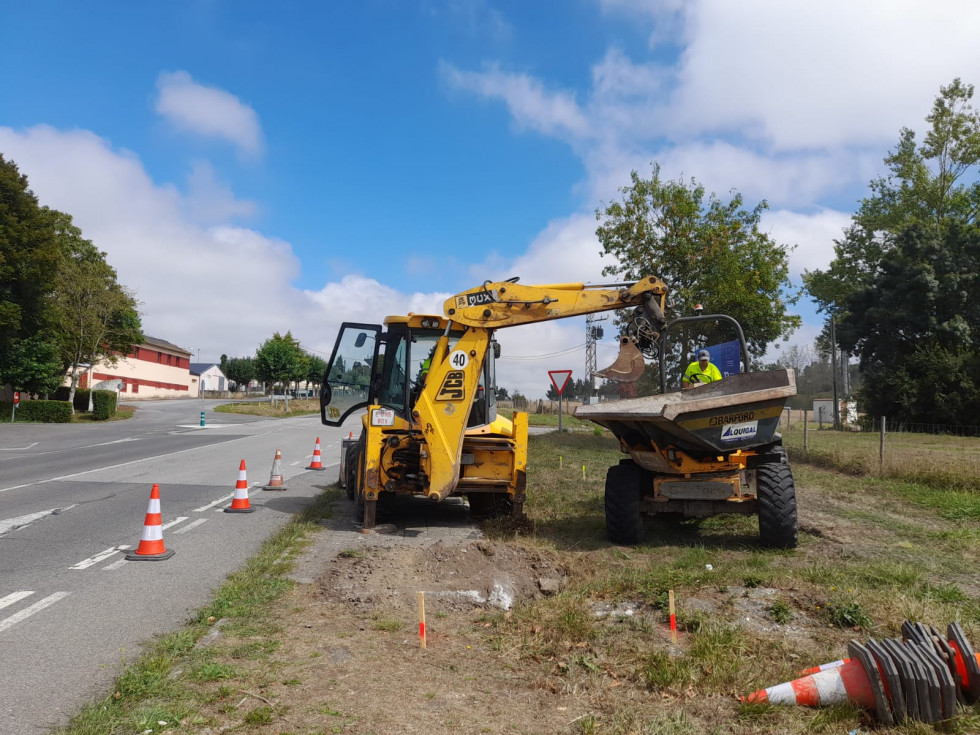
[837,223,980,424]
[1,334,64,396]
[49,210,143,406]
[806,80,980,424]
[254,332,305,391]
[596,164,800,379]
[805,79,980,320]
[224,356,256,392]
[305,354,327,390]
[0,156,60,366]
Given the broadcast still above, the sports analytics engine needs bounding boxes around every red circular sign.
[13,391,20,405]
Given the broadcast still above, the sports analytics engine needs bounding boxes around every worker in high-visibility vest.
[683,349,722,389]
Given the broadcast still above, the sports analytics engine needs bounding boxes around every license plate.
[371,408,395,426]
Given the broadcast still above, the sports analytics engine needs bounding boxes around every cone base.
[125,549,175,561]
[224,506,256,513]
[262,484,288,491]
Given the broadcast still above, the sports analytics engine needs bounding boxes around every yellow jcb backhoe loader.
[319,275,798,548]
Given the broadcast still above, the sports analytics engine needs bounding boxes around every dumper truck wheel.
[605,460,647,545]
[756,458,798,549]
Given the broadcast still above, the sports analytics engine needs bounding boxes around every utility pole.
[831,317,840,430]
[585,314,606,405]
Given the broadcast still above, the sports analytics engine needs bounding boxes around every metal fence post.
[803,409,808,454]
[879,415,886,474]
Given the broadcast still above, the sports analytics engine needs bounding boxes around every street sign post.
[548,370,573,432]
[11,391,19,422]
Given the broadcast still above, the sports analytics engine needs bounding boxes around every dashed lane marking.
[173,518,208,534]
[70,545,132,570]
[193,493,234,512]
[0,591,34,610]
[0,592,71,634]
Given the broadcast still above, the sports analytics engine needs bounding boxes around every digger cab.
[319,314,499,430]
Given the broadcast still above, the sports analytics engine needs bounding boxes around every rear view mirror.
[354,333,367,348]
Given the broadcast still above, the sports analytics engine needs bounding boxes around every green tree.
[0,334,64,396]
[837,223,980,424]
[254,332,305,392]
[805,79,980,320]
[806,80,980,424]
[305,354,327,390]
[596,164,800,379]
[49,210,143,407]
[223,357,256,392]
[0,156,60,366]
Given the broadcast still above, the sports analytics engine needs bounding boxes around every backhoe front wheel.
[757,458,798,549]
[605,460,648,545]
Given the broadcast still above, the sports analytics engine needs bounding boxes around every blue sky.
[2,1,978,397]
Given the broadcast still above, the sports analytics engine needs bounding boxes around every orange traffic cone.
[225,460,256,513]
[125,484,175,560]
[262,449,288,491]
[744,658,878,710]
[307,437,326,470]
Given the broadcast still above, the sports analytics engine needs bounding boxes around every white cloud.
[761,208,852,277]
[184,160,258,224]
[670,0,980,150]
[155,71,263,156]
[0,125,302,361]
[440,61,590,140]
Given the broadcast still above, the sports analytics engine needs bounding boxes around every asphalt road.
[0,398,359,735]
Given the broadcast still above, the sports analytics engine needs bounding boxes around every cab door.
[320,323,382,426]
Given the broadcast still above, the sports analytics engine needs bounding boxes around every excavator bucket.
[594,336,645,382]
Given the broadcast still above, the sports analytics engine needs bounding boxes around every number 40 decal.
[448,350,469,369]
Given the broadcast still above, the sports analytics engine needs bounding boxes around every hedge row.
[2,400,73,423]
[53,386,92,411]
[92,390,117,420]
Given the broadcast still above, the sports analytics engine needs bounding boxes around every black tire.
[757,458,798,549]
[604,460,647,545]
[344,443,360,500]
[467,493,513,520]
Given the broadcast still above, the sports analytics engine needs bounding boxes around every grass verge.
[51,491,334,735]
[50,426,980,734]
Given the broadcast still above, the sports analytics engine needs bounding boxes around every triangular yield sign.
[548,370,573,395]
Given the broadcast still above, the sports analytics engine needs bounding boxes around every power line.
[498,343,587,361]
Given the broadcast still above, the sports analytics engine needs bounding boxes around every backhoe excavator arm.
[443,276,668,332]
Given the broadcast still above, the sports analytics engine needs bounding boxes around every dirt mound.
[316,539,568,614]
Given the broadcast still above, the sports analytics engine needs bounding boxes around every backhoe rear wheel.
[757,456,798,549]
[605,460,648,545]
[467,492,513,520]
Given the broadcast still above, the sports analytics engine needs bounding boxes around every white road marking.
[87,438,140,447]
[0,442,39,451]
[161,517,189,531]
[70,545,132,570]
[101,559,128,571]
[0,507,75,537]
[0,592,71,634]
[0,591,34,610]
[173,518,208,534]
[0,439,241,493]
[193,493,234,512]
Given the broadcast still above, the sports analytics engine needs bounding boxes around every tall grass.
[780,420,980,491]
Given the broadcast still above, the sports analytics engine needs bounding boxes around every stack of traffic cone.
[225,460,256,513]
[262,449,288,491]
[307,437,325,471]
[744,621,980,725]
[125,484,175,560]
